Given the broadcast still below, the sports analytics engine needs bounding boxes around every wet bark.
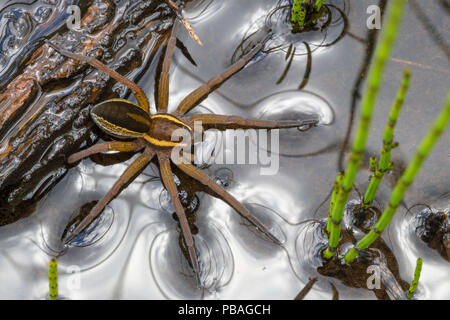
[0,0,178,225]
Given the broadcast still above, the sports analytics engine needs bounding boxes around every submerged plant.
[290,0,327,32]
[315,0,325,12]
[291,0,307,29]
[415,208,449,261]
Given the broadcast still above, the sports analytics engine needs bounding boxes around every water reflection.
[149,221,234,299]
[37,164,132,272]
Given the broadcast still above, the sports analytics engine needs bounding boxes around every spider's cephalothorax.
[46,18,317,286]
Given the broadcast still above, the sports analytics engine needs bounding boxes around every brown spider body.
[91,98,191,149]
[91,99,151,139]
[45,18,318,287]
[147,114,192,149]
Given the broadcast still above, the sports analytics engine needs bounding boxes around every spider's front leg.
[64,148,155,243]
[173,40,266,117]
[45,40,150,114]
[185,114,318,131]
[157,20,180,113]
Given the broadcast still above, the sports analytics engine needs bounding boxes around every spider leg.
[186,114,318,130]
[175,162,282,245]
[68,140,146,164]
[164,0,202,46]
[164,0,181,11]
[158,152,202,286]
[157,20,180,113]
[45,40,150,114]
[173,41,264,117]
[64,148,155,243]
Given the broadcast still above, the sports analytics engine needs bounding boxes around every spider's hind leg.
[64,148,155,243]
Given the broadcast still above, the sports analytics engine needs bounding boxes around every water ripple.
[149,221,234,299]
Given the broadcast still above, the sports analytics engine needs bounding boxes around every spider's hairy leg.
[157,20,180,113]
[64,148,155,243]
[186,114,318,130]
[173,40,264,117]
[164,0,181,11]
[44,40,150,114]
[67,140,146,164]
[158,152,202,286]
[175,162,282,245]
[164,0,202,46]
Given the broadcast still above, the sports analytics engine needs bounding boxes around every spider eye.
[90,99,151,139]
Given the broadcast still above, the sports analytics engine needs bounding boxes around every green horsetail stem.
[315,0,325,11]
[362,69,411,208]
[322,0,407,259]
[407,258,423,299]
[345,94,450,263]
[49,258,58,300]
[291,0,306,28]
[327,172,344,234]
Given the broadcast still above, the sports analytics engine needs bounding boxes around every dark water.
[0,0,448,299]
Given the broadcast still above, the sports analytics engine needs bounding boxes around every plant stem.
[323,0,407,259]
[327,172,344,234]
[291,0,306,28]
[407,258,423,299]
[362,69,411,208]
[315,0,325,11]
[345,94,450,263]
[49,258,58,300]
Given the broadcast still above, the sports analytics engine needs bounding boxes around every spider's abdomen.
[90,99,151,139]
[145,114,192,149]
